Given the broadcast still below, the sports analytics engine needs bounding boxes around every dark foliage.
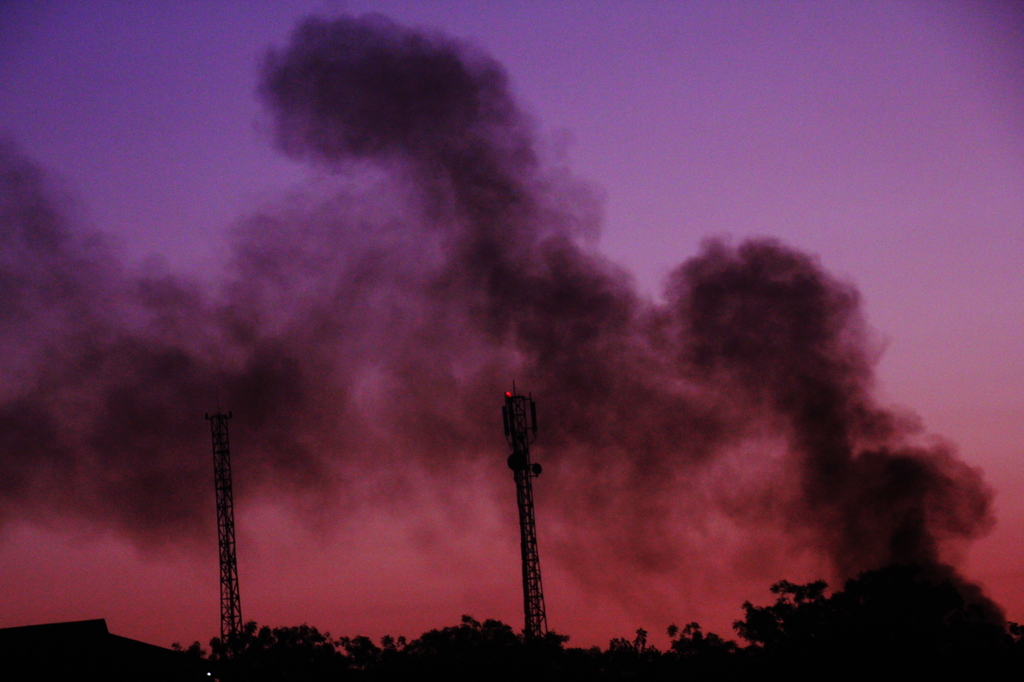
[205,622,347,682]
[734,564,1019,676]
[173,565,1024,681]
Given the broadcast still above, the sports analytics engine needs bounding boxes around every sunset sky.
[1,1,1022,650]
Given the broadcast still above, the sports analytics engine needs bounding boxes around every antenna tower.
[206,411,242,643]
[502,388,547,639]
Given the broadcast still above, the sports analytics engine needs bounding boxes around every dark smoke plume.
[0,14,995,612]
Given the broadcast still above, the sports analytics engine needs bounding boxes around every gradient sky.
[1,0,1022,650]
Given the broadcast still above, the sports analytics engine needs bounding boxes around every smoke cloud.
[0,14,995,613]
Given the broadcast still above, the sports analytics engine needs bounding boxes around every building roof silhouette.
[0,618,208,682]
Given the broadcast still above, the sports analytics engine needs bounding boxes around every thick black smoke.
[0,14,995,611]
[0,138,342,539]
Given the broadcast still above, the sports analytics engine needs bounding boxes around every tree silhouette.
[207,621,348,682]
[158,564,1024,680]
[734,564,1018,675]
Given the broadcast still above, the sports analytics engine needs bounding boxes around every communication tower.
[206,411,242,643]
[502,388,547,639]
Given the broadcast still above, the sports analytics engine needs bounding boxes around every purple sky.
[1,0,1022,649]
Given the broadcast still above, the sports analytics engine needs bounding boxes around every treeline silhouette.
[175,565,1024,680]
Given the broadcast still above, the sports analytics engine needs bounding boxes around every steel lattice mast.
[502,388,547,639]
[206,411,242,643]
